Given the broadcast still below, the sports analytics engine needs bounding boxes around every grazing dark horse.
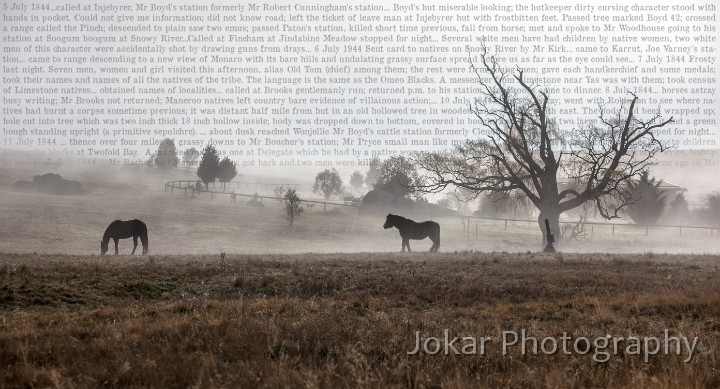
[100,219,148,255]
[383,213,440,252]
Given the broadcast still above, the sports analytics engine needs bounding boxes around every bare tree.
[375,155,421,198]
[273,185,285,198]
[183,147,200,167]
[446,187,475,215]
[476,191,528,219]
[313,168,344,200]
[414,47,673,244]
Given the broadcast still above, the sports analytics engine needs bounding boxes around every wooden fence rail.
[164,180,719,240]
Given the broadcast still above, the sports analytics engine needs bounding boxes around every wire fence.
[164,180,719,240]
[164,180,349,211]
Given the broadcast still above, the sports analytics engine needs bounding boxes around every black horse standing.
[383,214,440,252]
[101,219,149,255]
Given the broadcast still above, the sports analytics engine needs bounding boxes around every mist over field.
[2,153,720,388]
[0,151,718,256]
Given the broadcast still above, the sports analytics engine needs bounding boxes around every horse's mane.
[388,214,411,222]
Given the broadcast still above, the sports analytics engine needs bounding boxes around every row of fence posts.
[166,181,718,240]
[463,215,716,240]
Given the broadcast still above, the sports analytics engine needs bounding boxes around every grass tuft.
[0,252,719,387]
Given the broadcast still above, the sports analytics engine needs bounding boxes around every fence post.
[679,226,682,236]
[612,225,615,235]
[184,187,187,197]
[475,224,478,241]
[504,219,507,230]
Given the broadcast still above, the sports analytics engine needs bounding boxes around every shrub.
[626,171,666,225]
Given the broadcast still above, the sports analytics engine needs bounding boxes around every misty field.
[1,165,720,387]
[1,165,719,256]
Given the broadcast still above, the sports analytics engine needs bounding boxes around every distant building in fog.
[657,182,687,204]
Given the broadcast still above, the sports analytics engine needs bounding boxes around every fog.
[1,150,719,256]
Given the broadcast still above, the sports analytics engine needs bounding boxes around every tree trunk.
[537,207,561,250]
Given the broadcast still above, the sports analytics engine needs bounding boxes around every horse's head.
[383,214,395,229]
[100,241,108,256]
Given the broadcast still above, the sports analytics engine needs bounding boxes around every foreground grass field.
[1,252,719,388]
[2,164,720,387]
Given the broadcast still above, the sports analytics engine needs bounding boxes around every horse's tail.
[141,232,149,255]
[139,221,149,255]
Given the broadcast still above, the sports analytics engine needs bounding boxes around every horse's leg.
[114,238,119,255]
[131,236,138,255]
[401,238,408,252]
[406,239,411,252]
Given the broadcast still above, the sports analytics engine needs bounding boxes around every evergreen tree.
[350,170,364,190]
[701,191,720,227]
[626,171,667,225]
[364,157,380,187]
[217,157,237,189]
[197,145,220,189]
[155,138,179,169]
[665,192,690,224]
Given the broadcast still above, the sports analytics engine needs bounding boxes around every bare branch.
[412,48,674,245]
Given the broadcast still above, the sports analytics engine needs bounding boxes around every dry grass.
[1,252,719,388]
[2,164,720,387]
